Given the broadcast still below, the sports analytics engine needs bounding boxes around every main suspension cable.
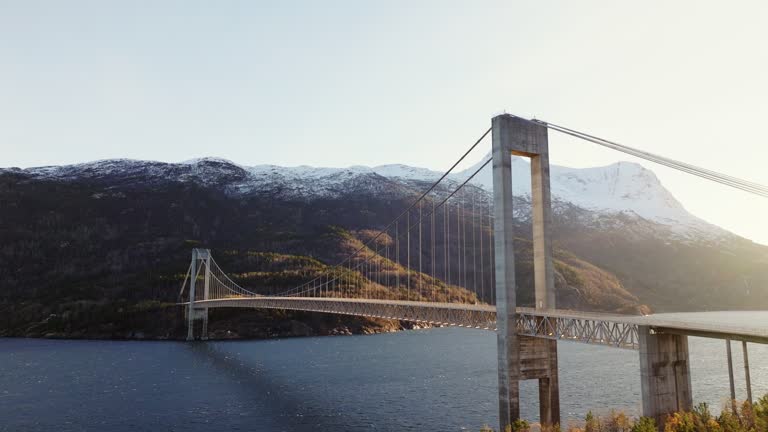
[521,117,768,198]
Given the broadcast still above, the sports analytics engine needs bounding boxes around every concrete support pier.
[743,341,753,405]
[519,336,560,426]
[492,114,560,430]
[638,326,692,429]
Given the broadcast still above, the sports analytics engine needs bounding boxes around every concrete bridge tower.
[186,248,211,341]
[492,114,559,429]
[491,114,692,430]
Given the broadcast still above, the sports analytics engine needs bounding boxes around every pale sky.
[1,1,767,243]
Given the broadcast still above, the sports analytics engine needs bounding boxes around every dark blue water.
[1,328,766,431]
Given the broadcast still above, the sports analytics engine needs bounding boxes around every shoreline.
[0,321,438,342]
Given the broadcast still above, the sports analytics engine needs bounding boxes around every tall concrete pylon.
[200,249,211,340]
[186,249,198,341]
[186,248,211,341]
[492,114,560,429]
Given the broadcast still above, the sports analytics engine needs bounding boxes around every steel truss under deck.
[516,309,639,349]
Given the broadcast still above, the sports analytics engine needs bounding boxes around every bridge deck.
[185,297,768,349]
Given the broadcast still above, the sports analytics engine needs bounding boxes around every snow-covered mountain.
[2,155,728,240]
[458,156,726,240]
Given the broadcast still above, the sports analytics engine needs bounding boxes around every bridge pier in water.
[638,326,692,428]
[492,114,560,429]
[520,336,560,426]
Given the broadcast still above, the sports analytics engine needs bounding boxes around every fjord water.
[2,324,766,432]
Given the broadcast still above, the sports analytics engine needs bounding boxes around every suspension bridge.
[178,114,768,430]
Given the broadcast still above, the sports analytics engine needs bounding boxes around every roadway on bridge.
[186,297,768,345]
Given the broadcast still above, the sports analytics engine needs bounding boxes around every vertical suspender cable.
[431,199,436,301]
[458,196,463,288]
[480,195,485,303]
[489,202,495,305]
[407,209,411,300]
[419,201,422,300]
[463,194,468,291]
[396,220,400,294]
[442,201,447,301]
[472,190,477,298]
[447,201,451,288]
[445,202,452,288]
[386,236,390,297]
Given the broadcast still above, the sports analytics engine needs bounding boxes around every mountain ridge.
[2,155,735,243]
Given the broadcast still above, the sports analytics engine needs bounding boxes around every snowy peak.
[180,157,240,166]
[551,161,688,223]
[460,155,707,230]
[371,164,442,181]
[242,163,442,182]
[20,159,177,181]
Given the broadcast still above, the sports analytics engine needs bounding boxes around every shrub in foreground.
[480,392,768,432]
